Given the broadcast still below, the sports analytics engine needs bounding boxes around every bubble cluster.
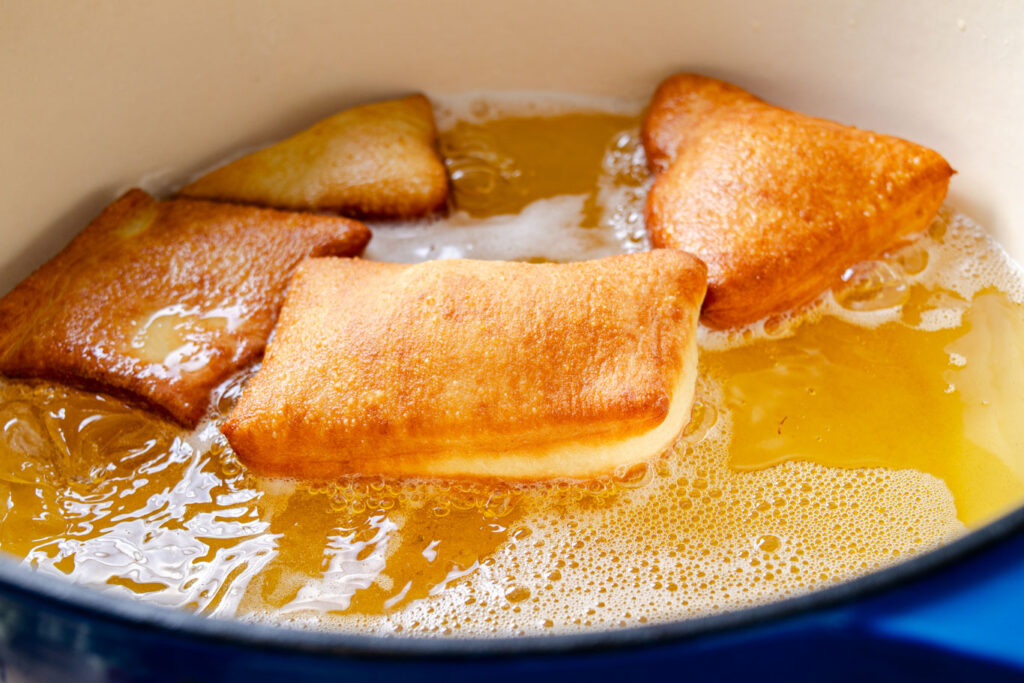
[596,127,652,252]
[250,375,960,637]
[365,105,646,265]
[701,209,1024,352]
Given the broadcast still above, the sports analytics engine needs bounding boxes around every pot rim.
[0,500,1021,660]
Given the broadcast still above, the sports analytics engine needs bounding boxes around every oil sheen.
[2,94,1024,636]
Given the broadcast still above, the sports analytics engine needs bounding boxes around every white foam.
[700,211,1024,351]
[364,195,625,264]
[926,212,1024,304]
[241,372,963,637]
[594,126,652,253]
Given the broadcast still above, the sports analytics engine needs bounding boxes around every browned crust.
[180,94,449,219]
[642,73,756,174]
[642,74,954,329]
[221,250,707,479]
[0,189,371,426]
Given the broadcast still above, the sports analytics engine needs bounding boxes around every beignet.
[180,94,448,219]
[0,189,370,426]
[643,74,954,329]
[221,251,708,481]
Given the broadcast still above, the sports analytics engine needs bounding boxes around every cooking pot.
[2,1,1023,681]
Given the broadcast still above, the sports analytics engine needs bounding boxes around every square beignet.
[643,74,954,329]
[0,189,370,426]
[221,251,708,481]
[180,94,449,219]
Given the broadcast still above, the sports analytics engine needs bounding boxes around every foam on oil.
[1,94,1023,637]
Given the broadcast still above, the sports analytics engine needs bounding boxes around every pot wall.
[1,0,1022,293]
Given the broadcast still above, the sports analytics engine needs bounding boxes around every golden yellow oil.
[1,98,1023,635]
[710,288,1024,527]
[441,111,638,222]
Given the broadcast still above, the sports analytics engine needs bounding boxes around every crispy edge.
[221,251,708,480]
[642,73,757,173]
[643,74,954,329]
[0,189,372,427]
[700,148,951,329]
[180,94,450,219]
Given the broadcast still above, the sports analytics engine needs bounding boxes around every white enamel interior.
[1,1,1022,294]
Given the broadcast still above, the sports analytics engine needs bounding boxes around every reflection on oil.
[127,303,246,379]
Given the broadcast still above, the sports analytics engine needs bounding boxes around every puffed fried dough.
[0,189,370,426]
[222,251,708,481]
[180,94,449,219]
[643,74,954,329]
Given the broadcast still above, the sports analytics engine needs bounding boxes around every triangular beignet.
[643,74,954,329]
[0,189,370,426]
[221,251,708,481]
[181,94,449,219]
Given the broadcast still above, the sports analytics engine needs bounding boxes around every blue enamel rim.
[0,500,1022,660]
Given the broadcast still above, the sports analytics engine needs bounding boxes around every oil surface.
[2,96,1023,636]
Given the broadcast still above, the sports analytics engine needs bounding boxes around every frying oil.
[1,94,1023,636]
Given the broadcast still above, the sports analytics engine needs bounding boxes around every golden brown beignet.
[222,251,707,481]
[0,189,370,426]
[180,94,448,219]
[643,73,954,329]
